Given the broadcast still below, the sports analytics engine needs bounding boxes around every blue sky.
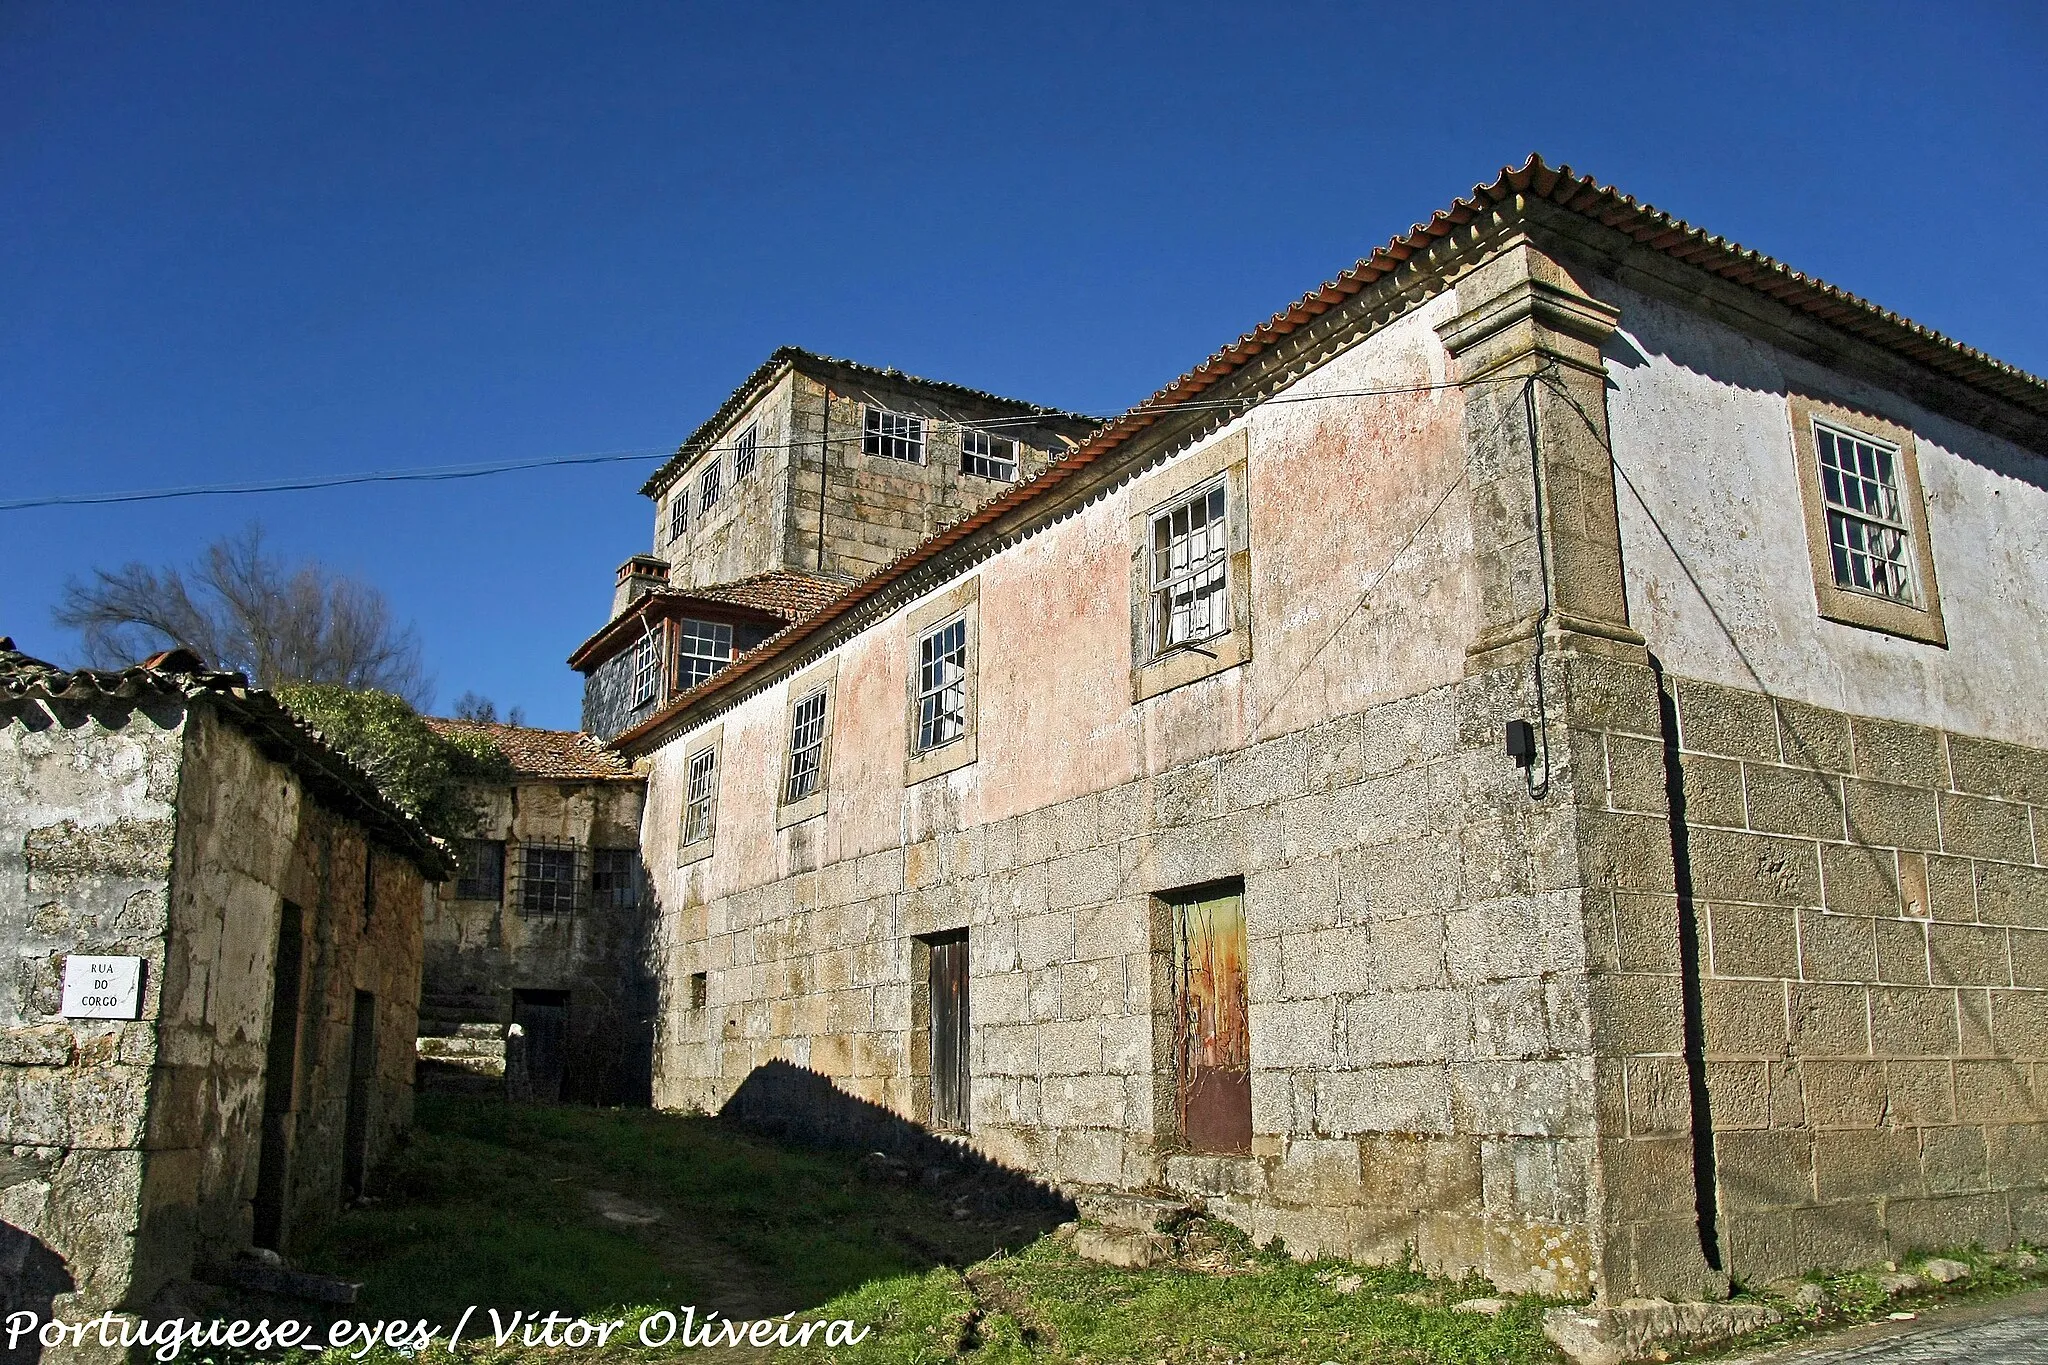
[5,1,2043,728]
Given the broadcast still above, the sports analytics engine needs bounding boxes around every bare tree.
[451,691,527,727]
[54,523,431,705]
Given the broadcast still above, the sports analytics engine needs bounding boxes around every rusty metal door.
[929,932,970,1131]
[1172,887,1251,1153]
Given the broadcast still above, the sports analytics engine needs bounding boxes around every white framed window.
[667,491,687,543]
[915,615,969,753]
[699,458,722,511]
[785,688,828,802]
[683,746,718,845]
[733,423,758,480]
[863,407,925,464]
[675,619,734,691]
[631,629,662,707]
[960,428,1017,481]
[1814,420,1917,605]
[1150,477,1230,653]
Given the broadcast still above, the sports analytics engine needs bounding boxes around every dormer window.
[675,619,734,691]
[631,630,662,707]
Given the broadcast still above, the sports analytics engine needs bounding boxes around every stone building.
[594,156,2048,1302]
[571,348,1098,747]
[415,719,650,1104]
[0,640,445,1332]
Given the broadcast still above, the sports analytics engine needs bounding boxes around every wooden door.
[508,990,570,1104]
[928,932,970,1132]
[1172,887,1251,1153]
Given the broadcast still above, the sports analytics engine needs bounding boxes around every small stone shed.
[0,640,447,1327]
[416,719,650,1104]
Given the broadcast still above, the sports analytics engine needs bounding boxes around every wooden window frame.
[1788,393,1947,648]
[903,577,981,785]
[1127,430,1253,701]
[676,723,723,867]
[775,656,839,828]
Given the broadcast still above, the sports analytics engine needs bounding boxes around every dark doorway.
[343,991,376,1198]
[926,931,970,1132]
[253,900,305,1250]
[508,989,571,1104]
[1170,883,1252,1154]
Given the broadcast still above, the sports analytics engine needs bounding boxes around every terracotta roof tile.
[424,718,637,781]
[0,637,450,876]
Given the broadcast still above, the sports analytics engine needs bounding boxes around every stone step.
[1073,1225,1172,1269]
[1073,1190,1195,1233]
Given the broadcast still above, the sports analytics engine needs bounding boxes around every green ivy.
[274,683,510,840]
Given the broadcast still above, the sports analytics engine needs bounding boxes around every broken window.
[591,848,643,910]
[1814,420,1917,605]
[1169,882,1251,1154]
[631,629,662,707]
[733,422,758,480]
[689,971,708,1011]
[516,842,585,916]
[784,687,828,802]
[863,406,925,464]
[915,615,968,753]
[699,457,722,511]
[1150,478,1230,654]
[683,746,718,845]
[960,428,1017,481]
[455,838,506,902]
[675,618,734,691]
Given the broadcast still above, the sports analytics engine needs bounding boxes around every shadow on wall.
[0,1223,74,1365]
[721,1060,1076,1223]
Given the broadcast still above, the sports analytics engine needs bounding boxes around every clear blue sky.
[5,1,2043,728]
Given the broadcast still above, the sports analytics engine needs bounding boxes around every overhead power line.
[0,376,1484,514]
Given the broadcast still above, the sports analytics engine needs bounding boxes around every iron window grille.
[591,848,644,911]
[915,615,969,752]
[699,457,722,511]
[668,491,687,543]
[784,688,828,802]
[513,841,586,916]
[959,428,1018,481]
[863,407,925,463]
[455,838,506,902]
[1150,478,1230,653]
[683,746,719,844]
[1814,420,1918,605]
[675,619,734,691]
[733,423,758,480]
[632,629,662,707]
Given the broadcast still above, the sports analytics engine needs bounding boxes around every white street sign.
[60,955,143,1020]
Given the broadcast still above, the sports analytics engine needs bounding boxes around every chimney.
[612,556,671,618]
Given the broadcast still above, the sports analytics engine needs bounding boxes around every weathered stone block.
[1357,1132,1482,1210]
[1702,978,1787,1057]
[1822,843,1900,917]
[1976,862,2048,930]
[1885,1058,1957,1126]
[1686,827,1820,908]
[1316,1064,1454,1136]
[1344,989,1468,1066]
[1850,717,1944,789]
[1605,735,1668,814]
[1704,1061,1770,1130]
[1677,753,1745,828]
[1843,780,1941,851]
[1940,793,2035,864]
[1623,1057,1691,1136]
[1612,894,1681,973]
[1876,918,1931,985]
[1955,1060,2041,1123]
[1918,1124,1989,1194]
[1713,1129,1815,1210]
[1745,764,1845,842]
[1708,902,1797,979]
[1789,983,1871,1056]
[1590,974,1686,1055]
[1884,1191,2012,1256]
[1799,910,1876,983]
[1776,701,1855,775]
[1676,679,1780,763]
[2011,928,2048,988]
[1991,989,2048,1059]
[1946,735,2048,806]
[1800,1059,1888,1129]
[1927,923,2012,988]
[1984,1121,2048,1186]
[1871,986,1958,1057]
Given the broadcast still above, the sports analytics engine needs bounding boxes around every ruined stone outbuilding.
[591,157,2048,1303]
[415,719,650,1104]
[0,641,446,1332]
